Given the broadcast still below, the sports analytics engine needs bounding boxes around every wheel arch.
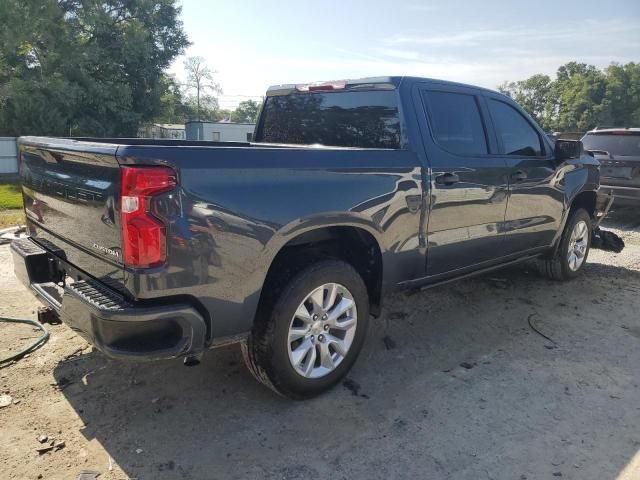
[550,188,598,253]
[254,222,386,329]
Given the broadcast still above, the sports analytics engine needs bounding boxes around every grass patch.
[0,182,23,209]
[0,210,24,228]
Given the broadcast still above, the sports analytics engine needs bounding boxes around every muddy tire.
[242,259,369,399]
[538,208,592,281]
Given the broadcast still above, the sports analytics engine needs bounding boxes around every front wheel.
[242,259,369,399]
[538,208,592,281]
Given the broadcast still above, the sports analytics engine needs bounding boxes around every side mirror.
[555,139,584,161]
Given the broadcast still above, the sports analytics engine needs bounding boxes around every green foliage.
[230,99,262,123]
[0,182,23,209]
[0,0,189,137]
[499,62,640,133]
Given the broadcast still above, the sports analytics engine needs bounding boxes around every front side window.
[422,90,488,155]
[489,100,543,156]
[257,90,401,149]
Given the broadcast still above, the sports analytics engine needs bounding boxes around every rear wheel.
[538,208,592,281]
[242,259,369,399]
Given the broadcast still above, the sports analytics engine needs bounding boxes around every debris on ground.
[460,362,476,370]
[76,471,100,480]
[36,440,65,455]
[383,335,396,350]
[37,435,49,444]
[592,227,625,253]
[0,393,13,407]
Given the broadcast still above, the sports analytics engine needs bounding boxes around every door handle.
[511,170,528,182]
[435,172,460,185]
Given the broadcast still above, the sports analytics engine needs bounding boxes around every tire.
[242,259,369,399]
[538,208,592,281]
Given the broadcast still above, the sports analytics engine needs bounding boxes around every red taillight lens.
[120,166,176,268]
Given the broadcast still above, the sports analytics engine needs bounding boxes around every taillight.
[120,166,176,268]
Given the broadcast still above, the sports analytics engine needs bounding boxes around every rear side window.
[257,90,401,149]
[582,133,640,156]
[489,100,543,156]
[422,90,488,155]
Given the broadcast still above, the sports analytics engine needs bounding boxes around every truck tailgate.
[18,137,124,285]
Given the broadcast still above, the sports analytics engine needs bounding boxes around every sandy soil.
[1,207,639,480]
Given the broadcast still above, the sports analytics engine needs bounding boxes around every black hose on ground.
[0,316,49,366]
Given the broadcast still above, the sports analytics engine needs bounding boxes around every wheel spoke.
[302,345,317,376]
[288,326,308,343]
[568,252,577,270]
[328,315,356,331]
[291,338,313,367]
[324,283,339,311]
[325,333,347,356]
[319,342,335,370]
[327,297,354,323]
[309,287,324,313]
[294,304,313,324]
[577,222,587,239]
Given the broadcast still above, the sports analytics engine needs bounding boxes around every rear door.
[415,84,510,276]
[483,95,564,254]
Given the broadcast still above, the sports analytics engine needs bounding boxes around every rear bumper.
[11,238,207,361]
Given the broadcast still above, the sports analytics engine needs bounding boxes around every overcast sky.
[170,0,640,109]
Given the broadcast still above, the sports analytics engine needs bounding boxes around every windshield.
[582,133,640,156]
[256,90,401,149]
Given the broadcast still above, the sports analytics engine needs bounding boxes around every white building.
[186,121,256,142]
[0,137,18,175]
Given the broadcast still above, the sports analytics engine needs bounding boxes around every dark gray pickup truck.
[12,76,609,398]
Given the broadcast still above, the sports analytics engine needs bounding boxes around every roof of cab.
[266,76,502,97]
[586,127,640,134]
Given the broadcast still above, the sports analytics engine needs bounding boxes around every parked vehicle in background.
[12,76,608,399]
[582,128,640,205]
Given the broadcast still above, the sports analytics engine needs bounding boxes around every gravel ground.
[1,207,639,480]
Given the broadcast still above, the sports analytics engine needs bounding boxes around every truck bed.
[17,136,424,341]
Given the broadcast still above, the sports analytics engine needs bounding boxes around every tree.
[500,61,640,133]
[499,74,555,131]
[183,56,221,121]
[553,62,607,132]
[230,99,262,123]
[0,0,189,136]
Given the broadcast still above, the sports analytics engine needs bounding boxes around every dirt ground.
[1,208,639,480]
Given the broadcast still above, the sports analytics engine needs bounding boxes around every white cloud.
[171,17,639,108]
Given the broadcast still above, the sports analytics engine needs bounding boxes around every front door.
[484,95,564,254]
[416,85,511,276]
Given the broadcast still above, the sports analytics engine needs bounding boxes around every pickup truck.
[12,76,608,399]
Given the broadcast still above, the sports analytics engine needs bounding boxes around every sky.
[170,0,640,109]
